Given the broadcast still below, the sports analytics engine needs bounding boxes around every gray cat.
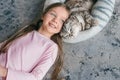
[60,0,98,39]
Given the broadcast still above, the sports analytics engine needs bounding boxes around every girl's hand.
[0,65,7,77]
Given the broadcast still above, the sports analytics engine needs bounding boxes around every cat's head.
[60,12,85,39]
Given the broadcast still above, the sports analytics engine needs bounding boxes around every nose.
[52,17,58,24]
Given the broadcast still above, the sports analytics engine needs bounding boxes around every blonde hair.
[0,3,70,80]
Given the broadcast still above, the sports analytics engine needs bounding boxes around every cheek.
[42,15,51,23]
[60,25,63,30]
[58,24,63,32]
[59,22,64,28]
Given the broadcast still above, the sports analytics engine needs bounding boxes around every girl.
[0,3,70,80]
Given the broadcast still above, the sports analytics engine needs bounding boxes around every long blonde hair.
[0,3,70,80]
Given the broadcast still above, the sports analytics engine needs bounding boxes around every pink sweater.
[0,30,58,80]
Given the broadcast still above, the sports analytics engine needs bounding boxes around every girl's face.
[40,6,69,37]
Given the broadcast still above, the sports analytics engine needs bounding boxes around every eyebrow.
[49,9,56,13]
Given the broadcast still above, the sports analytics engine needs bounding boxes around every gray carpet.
[0,0,120,80]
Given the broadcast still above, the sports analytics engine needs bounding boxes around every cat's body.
[60,0,98,39]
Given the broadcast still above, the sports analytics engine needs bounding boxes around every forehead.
[49,6,69,19]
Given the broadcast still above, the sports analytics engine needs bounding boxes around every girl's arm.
[6,44,58,80]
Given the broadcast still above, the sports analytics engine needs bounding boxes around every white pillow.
[63,0,115,43]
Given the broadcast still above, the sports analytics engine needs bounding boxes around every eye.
[50,12,56,17]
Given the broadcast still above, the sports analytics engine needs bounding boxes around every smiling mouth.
[49,23,57,29]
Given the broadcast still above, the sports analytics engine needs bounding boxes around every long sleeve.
[6,44,58,80]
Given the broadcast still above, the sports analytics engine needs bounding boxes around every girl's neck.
[38,26,52,38]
